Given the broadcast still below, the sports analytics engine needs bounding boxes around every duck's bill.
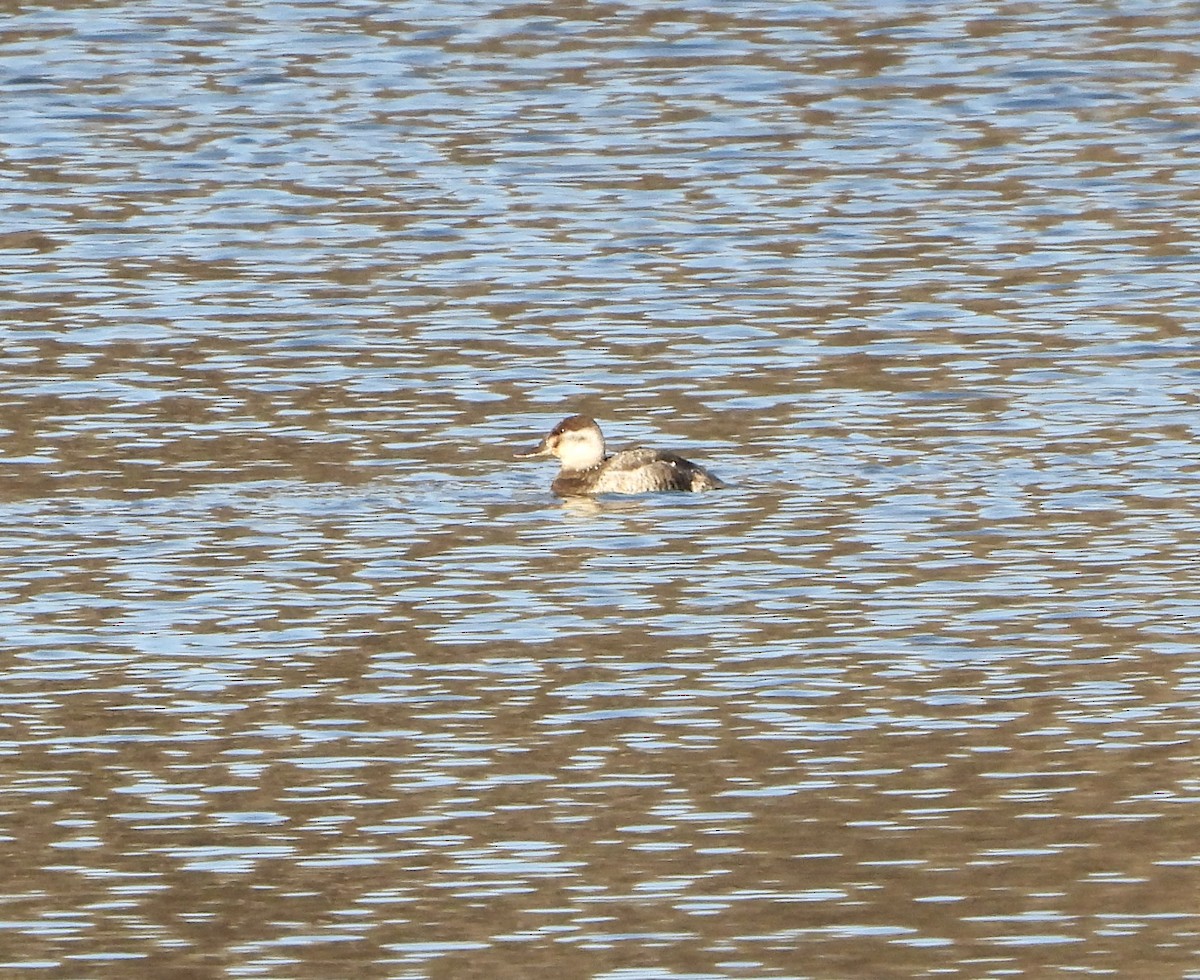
[515,440,552,459]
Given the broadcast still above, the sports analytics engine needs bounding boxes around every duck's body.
[518,415,725,497]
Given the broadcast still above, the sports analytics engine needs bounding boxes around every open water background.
[2,0,1199,976]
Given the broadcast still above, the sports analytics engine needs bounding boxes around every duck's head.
[516,414,606,471]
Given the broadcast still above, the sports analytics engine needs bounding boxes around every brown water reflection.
[3,626,1197,975]
[3,0,1200,976]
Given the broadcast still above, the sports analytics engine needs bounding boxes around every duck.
[517,414,725,496]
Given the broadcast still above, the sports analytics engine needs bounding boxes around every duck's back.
[553,447,724,496]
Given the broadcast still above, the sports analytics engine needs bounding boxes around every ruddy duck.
[517,415,725,496]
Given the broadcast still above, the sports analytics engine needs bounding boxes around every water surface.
[2,1,1199,976]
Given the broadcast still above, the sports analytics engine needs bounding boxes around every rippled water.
[3,0,1200,976]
